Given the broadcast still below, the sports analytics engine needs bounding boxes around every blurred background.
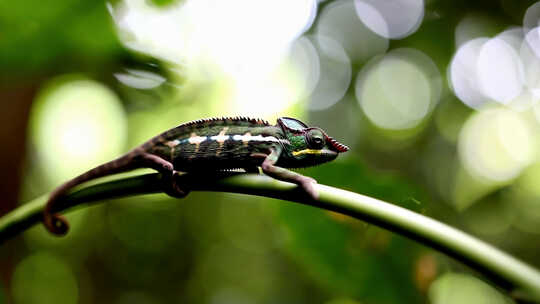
[2,0,540,303]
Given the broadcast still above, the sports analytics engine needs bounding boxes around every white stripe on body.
[174,134,289,146]
[188,136,207,145]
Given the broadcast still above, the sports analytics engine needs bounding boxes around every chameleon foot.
[163,171,190,198]
[299,176,319,200]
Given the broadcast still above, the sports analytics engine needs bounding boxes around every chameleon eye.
[308,130,325,149]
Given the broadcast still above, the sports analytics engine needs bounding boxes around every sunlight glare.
[110,0,317,77]
[110,0,318,117]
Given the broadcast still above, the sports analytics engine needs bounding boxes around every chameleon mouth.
[292,148,338,157]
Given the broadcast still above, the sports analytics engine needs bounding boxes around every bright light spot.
[354,0,424,39]
[110,0,318,117]
[114,69,166,89]
[228,64,303,116]
[316,0,388,63]
[307,35,352,110]
[449,38,490,109]
[429,273,509,304]
[495,28,534,111]
[523,1,540,32]
[110,0,317,77]
[452,27,536,111]
[477,37,524,104]
[356,48,440,129]
[458,107,534,183]
[30,78,127,184]
[12,253,78,304]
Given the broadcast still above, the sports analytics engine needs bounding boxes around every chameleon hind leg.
[254,149,318,199]
[139,153,189,198]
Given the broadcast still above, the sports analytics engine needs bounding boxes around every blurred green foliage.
[277,158,425,303]
[0,0,121,77]
[2,0,540,303]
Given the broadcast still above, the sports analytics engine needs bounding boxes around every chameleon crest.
[43,116,348,236]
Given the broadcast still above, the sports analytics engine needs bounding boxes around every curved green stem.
[1,172,540,301]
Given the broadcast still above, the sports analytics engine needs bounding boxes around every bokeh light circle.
[356,48,441,130]
[306,35,352,111]
[12,253,78,304]
[287,36,321,100]
[452,28,535,111]
[458,107,534,183]
[316,0,388,64]
[495,28,534,110]
[477,37,524,104]
[354,0,424,39]
[449,38,490,109]
[520,27,540,98]
[523,1,540,32]
[30,77,128,185]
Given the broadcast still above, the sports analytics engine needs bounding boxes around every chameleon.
[43,116,349,235]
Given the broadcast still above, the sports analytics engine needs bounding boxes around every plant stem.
[1,172,540,301]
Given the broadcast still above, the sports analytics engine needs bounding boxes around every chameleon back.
[146,117,287,171]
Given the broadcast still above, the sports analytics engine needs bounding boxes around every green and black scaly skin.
[43,117,349,235]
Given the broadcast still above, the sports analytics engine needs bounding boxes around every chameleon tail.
[43,153,140,235]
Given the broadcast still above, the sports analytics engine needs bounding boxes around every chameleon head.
[276,117,349,168]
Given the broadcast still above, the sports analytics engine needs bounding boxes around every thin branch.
[1,172,540,301]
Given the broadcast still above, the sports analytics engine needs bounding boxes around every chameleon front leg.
[138,153,189,198]
[255,148,319,199]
